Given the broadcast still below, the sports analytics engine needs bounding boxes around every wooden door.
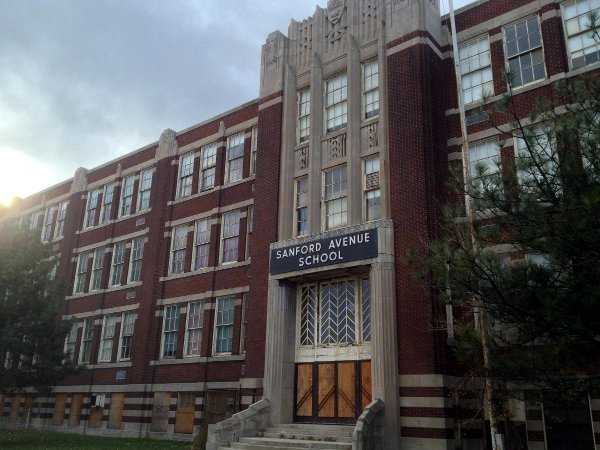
[23,395,35,420]
[204,391,238,425]
[52,393,67,426]
[9,395,21,424]
[69,393,83,427]
[150,392,171,432]
[108,393,125,429]
[295,360,371,423]
[175,392,195,434]
[360,360,372,407]
[88,405,103,428]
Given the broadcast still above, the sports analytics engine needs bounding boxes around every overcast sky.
[0,0,472,201]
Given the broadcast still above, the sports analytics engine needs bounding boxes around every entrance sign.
[270,229,378,275]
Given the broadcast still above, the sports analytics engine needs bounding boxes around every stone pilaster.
[263,279,297,425]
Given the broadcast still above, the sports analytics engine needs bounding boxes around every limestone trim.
[62,303,139,320]
[157,286,249,306]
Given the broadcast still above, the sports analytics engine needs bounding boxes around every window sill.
[66,281,142,300]
[150,354,245,365]
[167,177,255,206]
[159,260,250,281]
[77,209,150,235]
[82,361,133,369]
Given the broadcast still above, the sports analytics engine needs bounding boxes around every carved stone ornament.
[265,36,279,69]
[327,0,347,43]
[156,128,178,159]
[295,146,309,170]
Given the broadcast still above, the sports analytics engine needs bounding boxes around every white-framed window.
[128,237,145,283]
[110,242,126,286]
[240,293,248,353]
[246,206,253,258]
[171,225,188,274]
[459,35,493,104]
[295,177,309,236]
[563,0,600,69]
[200,144,217,190]
[504,17,545,87]
[213,297,235,355]
[162,305,180,358]
[98,315,116,362]
[85,189,101,228]
[324,166,348,230]
[119,175,135,217]
[514,127,558,190]
[364,158,381,221]
[137,169,153,211]
[177,153,195,198]
[54,201,68,239]
[185,301,204,356]
[41,206,56,242]
[250,126,258,175]
[298,89,311,143]
[469,140,501,181]
[79,319,94,364]
[64,322,78,362]
[363,60,379,119]
[119,312,136,360]
[193,219,211,270]
[29,210,42,230]
[298,278,371,348]
[89,247,105,291]
[325,73,348,132]
[74,253,89,294]
[100,183,115,224]
[221,210,240,264]
[226,133,245,183]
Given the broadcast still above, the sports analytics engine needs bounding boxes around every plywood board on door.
[296,363,313,417]
[338,362,356,418]
[108,393,125,429]
[69,393,83,427]
[360,360,372,410]
[9,395,21,424]
[52,394,66,426]
[150,392,171,432]
[317,363,335,418]
[175,392,195,434]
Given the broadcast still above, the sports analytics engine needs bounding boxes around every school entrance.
[293,278,372,424]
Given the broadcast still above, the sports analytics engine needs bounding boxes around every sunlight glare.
[0,149,55,207]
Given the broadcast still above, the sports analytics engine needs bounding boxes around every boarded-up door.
[52,394,67,426]
[360,360,372,407]
[295,363,313,418]
[9,395,21,424]
[108,393,125,429]
[175,392,195,434]
[150,392,171,432]
[88,395,104,429]
[69,393,83,427]
[204,391,238,426]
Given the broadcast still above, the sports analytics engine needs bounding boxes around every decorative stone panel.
[295,146,309,171]
[326,133,347,161]
[361,122,379,150]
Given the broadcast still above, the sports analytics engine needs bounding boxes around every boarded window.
[150,392,171,432]
[52,393,67,426]
[175,392,195,434]
[69,393,83,427]
[108,392,125,429]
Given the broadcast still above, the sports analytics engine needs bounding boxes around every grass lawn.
[0,429,192,449]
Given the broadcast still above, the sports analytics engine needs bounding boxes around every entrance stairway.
[221,423,354,450]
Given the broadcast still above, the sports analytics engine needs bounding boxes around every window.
[177,153,195,198]
[363,60,379,119]
[364,158,381,221]
[459,36,493,104]
[298,89,310,142]
[162,305,180,358]
[240,294,248,353]
[137,169,153,211]
[193,220,210,270]
[100,183,115,224]
[251,126,258,175]
[89,247,105,291]
[214,297,235,354]
[298,278,371,348]
[564,0,600,68]
[296,177,309,236]
[30,211,42,230]
[119,312,136,360]
[128,238,145,282]
[64,323,78,361]
[515,127,558,191]
[246,206,253,258]
[226,133,245,183]
[98,315,116,362]
[74,253,89,294]
[221,210,240,263]
[110,242,126,286]
[119,175,135,217]
[79,319,94,364]
[504,17,545,87]
[469,140,500,181]
[185,301,203,356]
[41,206,56,242]
[54,201,68,238]
[325,73,348,132]
[324,166,348,230]
[200,144,217,190]
[171,225,188,274]
[85,189,101,228]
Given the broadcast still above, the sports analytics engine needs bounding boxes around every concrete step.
[231,437,352,449]
[267,424,353,436]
